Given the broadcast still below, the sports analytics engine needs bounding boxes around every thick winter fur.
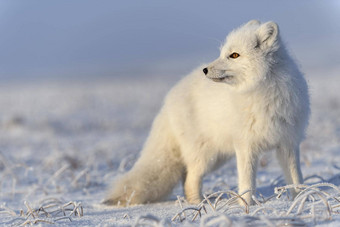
[104,20,310,206]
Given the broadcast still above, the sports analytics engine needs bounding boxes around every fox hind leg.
[276,146,303,199]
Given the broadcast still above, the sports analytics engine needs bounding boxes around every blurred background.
[0,0,339,82]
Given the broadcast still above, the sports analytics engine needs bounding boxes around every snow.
[0,66,340,226]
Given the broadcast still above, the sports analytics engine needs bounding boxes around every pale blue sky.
[0,0,339,81]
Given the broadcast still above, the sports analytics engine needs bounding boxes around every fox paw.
[102,196,128,206]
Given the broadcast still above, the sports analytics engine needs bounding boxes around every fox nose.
[203,68,208,75]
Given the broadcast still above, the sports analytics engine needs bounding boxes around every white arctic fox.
[104,20,310,206]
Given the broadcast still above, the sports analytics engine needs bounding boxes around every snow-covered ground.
[0,64,340,226]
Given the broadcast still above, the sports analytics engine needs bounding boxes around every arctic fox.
[104,20,310,206]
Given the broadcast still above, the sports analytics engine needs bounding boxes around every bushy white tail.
[104,112,184,206]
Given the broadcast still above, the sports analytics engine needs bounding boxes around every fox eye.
[229,52,240,59]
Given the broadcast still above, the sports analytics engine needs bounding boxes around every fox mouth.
[210,75,233,82]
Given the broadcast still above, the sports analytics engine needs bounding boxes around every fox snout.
[202,64,235,83]
[203,68,208,75]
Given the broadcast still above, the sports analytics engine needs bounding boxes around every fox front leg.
[235,148,258,205]
[183,164,204,204]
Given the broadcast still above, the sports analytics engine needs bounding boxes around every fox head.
[203,20,281,92]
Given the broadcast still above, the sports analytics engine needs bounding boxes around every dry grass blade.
[333,203,340,209]
[24,201,38,218]
[303,174,326,183]
[218,191,249,214]
[252,195,262,206]
[47,164,70,184]
[176,196,184,209]
[37,207,50,217]
[172,190,252,223]
[191,206,203,221]
[172,182,340,225]
[8,200,85,226]
[172,206,202,222]
[299,183,340,197]
[213,192,224,209]
[71,168,90,187]
[171,213,182,222]
[54,216,73,222]
[20,219,55,226]
[275,184,308,199]
[203,194,215,211]
[287,189,332,220]
[123,213,131,221]
[0,206,17,216]
[202,190,250,214]
[68,202,84,217]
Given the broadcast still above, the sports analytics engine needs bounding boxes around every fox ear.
[245,19,261,27]
[257,21,279,48]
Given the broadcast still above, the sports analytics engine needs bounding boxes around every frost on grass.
[172,182,340,226]
[1,199,83,226]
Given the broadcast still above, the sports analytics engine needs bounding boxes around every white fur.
[104,20,310,206]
